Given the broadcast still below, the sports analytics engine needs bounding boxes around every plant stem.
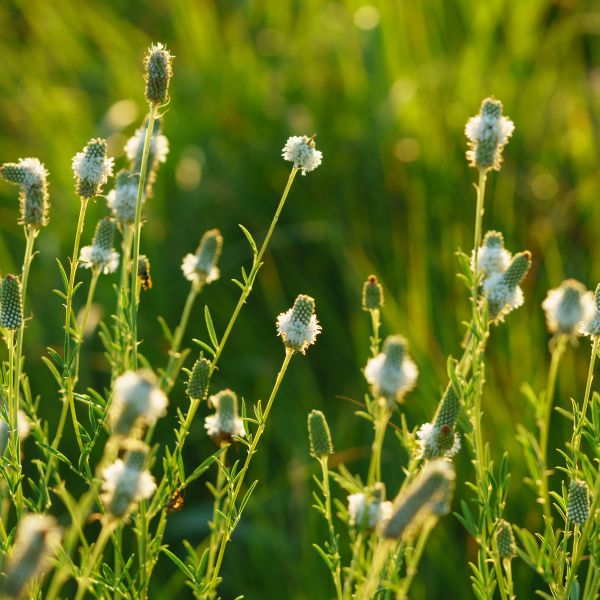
[6,329,23,517]
[74,522,116,600]
[74,269,100,377]
[207,348,294,593]
[367,403,390,486]
[130,103,158,370]
[358,539,392,600]
[320,456,343,600]
[397,519,435,599]
[206,447,229,579]
[369,308,381,357]
[117,226,133,372]
[343,531,363,599]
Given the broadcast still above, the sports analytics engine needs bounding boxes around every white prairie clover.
[0,514,61,599]
[581,283,600,338]
[109,370,168,437]
[181,229,223,285]
[472,230,511,279]
[307,409,334,458]
[542,279,594,336]
[71,138,114,198]
[348,483,393,530]
[282,135,323,175]
[465,97,514,172]
[144,43,173,106]
[204,389,245,445]
[101,442,156,519]
[276,294,322,354]
[79,217,120,274]
[483,251,531,323]
[106,169,140,225]
[0,274,24,330]
[125,119,170,173]
[364,334,418,404]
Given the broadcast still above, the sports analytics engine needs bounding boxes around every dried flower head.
[204,389,245,445]
[364,335,418,405]
[144,43,174,106]
[282,135,322,175]
[181,229,223,285]
[483,251,531,323]
[465,97,514,172]
[567,479,590,525]
[72,138,114,198]
[109,370,168,437]
[101,442,156,519]
[187,356,211,401]
[495,519,517,559]
[106,169,140,224]
[472,231,511,280]
[0,514,61,599]
[348,483,393,530]
[362,275,384,311]
[276,294,322,354]
[542,279,594,336]
[0,274,23,330]
[1,157,50,228]
[79,217,120,274]
[307,410,334,458]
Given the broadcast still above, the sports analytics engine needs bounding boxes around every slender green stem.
[6,329,23,517]
[367,403,390,486]
[207,348,295,593]
[206,447,229,579]
[74,522,116,600]
[320,457,343,600]
[74,269,100,378]
[397,520,435,600]
[358,539,392,600]
[130,103,158,370]
[117,226,133,372]
[369,308,381,357]
[343,531,363,599]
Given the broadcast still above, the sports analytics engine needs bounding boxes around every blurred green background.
[1,0,600,597]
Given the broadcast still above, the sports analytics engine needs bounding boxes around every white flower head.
[472,230,511,280]
[282,135,323,175]
[581,284,600,338]
[101,442,156,519]
[276,294,321,354]
[125,122,170,169]
[465,97,514,172]
[0,157,48,188]
[543,279,595,336]
[79,217,120,274]
[0,410,31,455]
[348,483,393,530]
[364,335,418,404]
[107,170,140,224]
[416,422,461,460]
[72,138,114,198]
[109,370,168,437]
[1,514,61,598]
[204,389,245,445]
[483,251,531,323]
[181,229,223,284]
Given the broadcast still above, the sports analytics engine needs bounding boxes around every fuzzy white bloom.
[79,245,120,274]
[581,285,600,338]
[101,448,156,519]
[364,335,418,404]
[472,231,511,279]
[542,279,595,336]
[282,135,323,175]
[109,370,168,437]
[14,157,48,187]
[348,492,393,529]
[106,174,140,224]
[0,410,31,455]
[71,149,114,188]
[276,294,321,354]
[204,389,245,443]
[125,125,170,165]
[181,253,220,283]
[416,422,461,460]
[483,273,524,320]
[181,229,223,285]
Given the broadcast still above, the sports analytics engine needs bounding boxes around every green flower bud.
[93,217,115,253]
[144,43,173,106]
[503,251,532,291]
[197,229,223,276]
[187,356,211,400]
[495,519,516,559]
[567,479,590,525]
[0,275,23,330]
[433,384,460,430]
[362,275,384,311]
[308,410,334,458]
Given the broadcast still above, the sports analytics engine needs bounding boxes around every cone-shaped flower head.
[125,118,170,175]
[465,97,514,172]
[0,274,23,330]
[204,389,245,445]
[308,410,334,458]
[181,229,223,285]
[282,135,323,175]
[0,514,61,599]
[144,43,173,106]
[567,479,590,525]
[364,335,418,405]
[276,294,322,354]
[495,519,517,559]
[542,279,594,336]
[1,157,50,228]
[581,283,600,338]
[79,217,120,274]
[187,356,211,400]
[71,138,114,198]
[109,370,168,437]
[0,410,31,455]
[383,459,456,539]
[483,251,531,323]
[416,385,461,460]
[472,231,511,279]
[106,169,140,224]
[101,442,156,520]
[362,275,384,311]
[138,255,152,291]
[348,482,393,530]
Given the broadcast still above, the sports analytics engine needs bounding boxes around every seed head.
[144,43,173,106]
[567,479,590,525]
[276,294,322,354]
[495,519,517,559]
[0,274,23,330]
[362,275,384,311]
[187,356,211,401]
[307,410,334,458]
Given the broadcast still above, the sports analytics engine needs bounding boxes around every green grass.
[0,0,599,597]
